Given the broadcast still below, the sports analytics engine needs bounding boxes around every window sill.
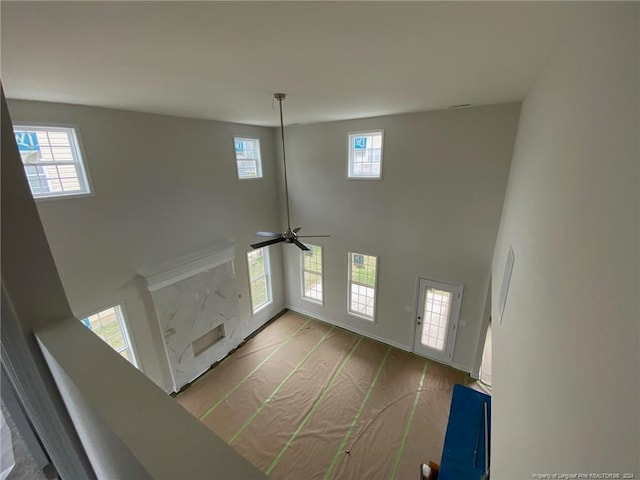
[347,311,375,323]
[252,301,273,316]
[34,191,94,202]
[302,297,324,307]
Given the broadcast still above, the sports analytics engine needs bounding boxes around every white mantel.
[139,241,235,292]
[138,241,242,392]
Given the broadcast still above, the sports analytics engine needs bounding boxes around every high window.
[247,248,272,313]
[301,244,323,304]
[348,252,378,321]
[14,125,91,199]
[234,137,263,179]
[347,130,383,179]
[81,305,138,367]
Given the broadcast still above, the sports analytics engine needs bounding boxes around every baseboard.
[451,362,472,375]
[286,305,473,375]
[286,305,412,352]
[243,307,287,339]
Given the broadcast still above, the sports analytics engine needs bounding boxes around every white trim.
[470,278,492,379]
[413,277,464,365]
[300,243,324,306]
[498,246,515,324]
[252,299,273,316]
[233,136,263,180]
[247,247,272,315]
[80,304,139,370]
[450,362,473,374]
[113,305,139,369]
[347,251,379,322]
[32,191,94,203]
[242,309,279,339]
[114,302,142,372]
[346,129,384,180]
[243,303,283,340]
[286,306,473,373]
[138,242,235,292]
[286,305,411,352]
[13,122,94,200]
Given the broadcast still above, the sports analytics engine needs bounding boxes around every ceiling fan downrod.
[250,93,330,252]
[274,93,292,232]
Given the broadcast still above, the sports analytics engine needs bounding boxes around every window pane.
[350,253,376,287]
[348,131,383,179]
[420,288,452,351]
[303,272,322,301]
[81,305,137,367]
[349,252,377,320]
[248,250,266,278]
[302,245,323,303]
[303,245,322,274]
[250,277,268,309]
[94,316,119,338]
[14,126,90,199]
[234,137,262,179]
[106,333,125,351]
[247,248,271,313]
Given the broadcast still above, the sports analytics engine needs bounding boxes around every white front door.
[413,278,463,365]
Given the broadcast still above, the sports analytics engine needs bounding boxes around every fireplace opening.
[193,324,225,357]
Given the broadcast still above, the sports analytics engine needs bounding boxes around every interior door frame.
[412,278,464,365]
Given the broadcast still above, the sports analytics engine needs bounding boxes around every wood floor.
[176,311,467,480]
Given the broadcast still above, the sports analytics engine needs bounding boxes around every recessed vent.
[449,103,472,108]
[193,324,225,357]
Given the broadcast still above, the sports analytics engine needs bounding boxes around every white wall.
[281,103,520,371]
[37,317,266,479]
[6,100,286,391]
[491,4,639,478]
[2,89,96,479]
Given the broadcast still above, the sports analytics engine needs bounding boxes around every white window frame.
[347,130,384,180]
[233,136,263,180]
[13,123,93,201]
[301,244,324,305]
[347,251,379,322]
[247,247,272,314]
[81,304,139,368]
[412,278,464,365]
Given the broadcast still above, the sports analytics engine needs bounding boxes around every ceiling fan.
[251,93,330,252]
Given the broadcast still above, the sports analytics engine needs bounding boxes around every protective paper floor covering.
[177,311,467,479]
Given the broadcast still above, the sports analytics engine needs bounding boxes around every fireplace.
[139,242,243,392]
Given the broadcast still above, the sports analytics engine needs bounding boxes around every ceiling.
[1,2,583,126]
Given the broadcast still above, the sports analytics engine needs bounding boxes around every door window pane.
[421,288,452,351]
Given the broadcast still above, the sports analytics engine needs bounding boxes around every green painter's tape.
[199,318,311,421]
[229,325,336,444]
[389,359,428,480]
[266,337,363,475]
[323,346,392,480]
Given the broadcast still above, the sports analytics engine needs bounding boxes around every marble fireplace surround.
[139,242,243,392]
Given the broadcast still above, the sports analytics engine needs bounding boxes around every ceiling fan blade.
[296,235,331,238]
[255,231,282,237]
[293,239,311,251]
[293,227,302,233]
[251,237,285,249]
